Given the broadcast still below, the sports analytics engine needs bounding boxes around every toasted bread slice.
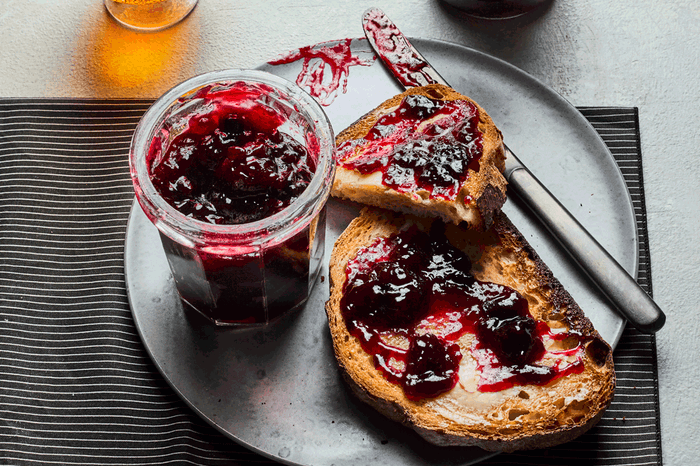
[326,207,615,452]
[332,84,507,229]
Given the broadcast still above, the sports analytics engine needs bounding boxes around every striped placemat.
[0,101,661,465]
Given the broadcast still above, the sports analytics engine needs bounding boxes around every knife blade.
[362,7,665,333]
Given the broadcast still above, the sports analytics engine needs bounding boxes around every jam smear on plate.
[341,222,587,399]
[268,38,375,106]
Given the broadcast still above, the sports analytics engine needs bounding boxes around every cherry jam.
[363,7,435,88]
[131,72,334,327]
[337,94,483,200]
[341,223,586,399]
[268,38,375,107]
[149,86,316,225]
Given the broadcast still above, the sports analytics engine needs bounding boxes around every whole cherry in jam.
[341,222,587,400]
[477,292,546,367]
[403,333,462,400]
[338,94,484,200]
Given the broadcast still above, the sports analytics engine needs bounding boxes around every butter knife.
[362,7,665,333]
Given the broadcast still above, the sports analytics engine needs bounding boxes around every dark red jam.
[341,222,587,399]
[337,94,483,201]
[146,82,321,325]
[149,84,316,225]
[268,39,375,106]
[363,7,435,88]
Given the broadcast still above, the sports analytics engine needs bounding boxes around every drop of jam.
[344,260,427,330]
[477,293,545,366]
[148,87,316,225]
[341,223,587,399]
[337,94,483,201]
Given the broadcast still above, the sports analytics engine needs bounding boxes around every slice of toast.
[332,84,507,229]
[325,207,615,452]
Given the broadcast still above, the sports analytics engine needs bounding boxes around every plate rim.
[125,36,637,466]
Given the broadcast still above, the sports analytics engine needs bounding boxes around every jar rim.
[129,69,335,245]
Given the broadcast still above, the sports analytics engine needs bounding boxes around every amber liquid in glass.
[104,0,198,31]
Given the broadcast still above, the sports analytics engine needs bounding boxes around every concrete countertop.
[1,0,698,464]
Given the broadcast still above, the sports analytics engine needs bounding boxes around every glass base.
[441,0,552,19]
[104,0,198,32]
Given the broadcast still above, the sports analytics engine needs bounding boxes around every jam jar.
[129,69,335,327]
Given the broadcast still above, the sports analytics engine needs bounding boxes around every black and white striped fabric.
[0,101,661,465]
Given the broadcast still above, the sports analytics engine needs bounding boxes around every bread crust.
[325,207,615,452]
[332,84,507,229]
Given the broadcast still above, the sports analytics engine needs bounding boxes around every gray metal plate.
[125,38,635,465]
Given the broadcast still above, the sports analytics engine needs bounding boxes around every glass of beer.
[104,0,198,31]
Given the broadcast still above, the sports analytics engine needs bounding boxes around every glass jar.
[129,69,335,327]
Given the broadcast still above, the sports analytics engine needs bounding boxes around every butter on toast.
[332,84,507,229]
[325,207,615,452]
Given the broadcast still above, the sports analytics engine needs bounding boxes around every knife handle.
[503,147,666,333]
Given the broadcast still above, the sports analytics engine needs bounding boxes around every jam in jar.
[130,70,335,326]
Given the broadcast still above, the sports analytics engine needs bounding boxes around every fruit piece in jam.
[336,94,483,201]
[340,222,588,400]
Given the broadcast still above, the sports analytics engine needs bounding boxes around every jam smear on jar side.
[337,94,484,201]
[340,223,587,400]
[147,82,320,325]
